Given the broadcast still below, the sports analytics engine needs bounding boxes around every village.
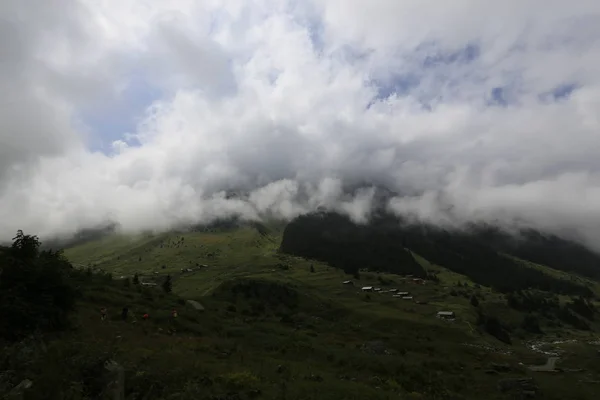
[81,259,461,323]
[342,276,457,321]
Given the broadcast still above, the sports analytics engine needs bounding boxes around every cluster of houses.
[342,279,456,321]
[359,285,414,300]
[180,264,208,273]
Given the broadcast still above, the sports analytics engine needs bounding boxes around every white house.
[437,311,456,319]
[402,296,413,300]
[362,286,374,292]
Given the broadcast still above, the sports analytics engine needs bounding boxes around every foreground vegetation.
[1,220,600,399]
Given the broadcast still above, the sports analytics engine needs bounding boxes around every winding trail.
[529,356,560,372]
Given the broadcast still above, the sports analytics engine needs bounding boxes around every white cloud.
[1,0,600,250]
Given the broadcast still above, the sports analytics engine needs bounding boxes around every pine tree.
[470,295,480,307]
[133,273,140,285]
[310,264,315,273]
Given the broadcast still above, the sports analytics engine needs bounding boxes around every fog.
[2,0,600,250]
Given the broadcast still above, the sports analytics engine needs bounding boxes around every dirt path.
[186,300,205,311]
[529,356,560,372]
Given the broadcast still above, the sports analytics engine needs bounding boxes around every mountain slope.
[47,222,600,398]
[280,212,427,278]
[280,212,596,297]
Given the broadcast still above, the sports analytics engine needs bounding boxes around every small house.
[343,280,354,286]
[437,311,455,320]
[374,288,382,292]
[362,286,374,292]
[388,288,398,293]
[392,294,403,298]
[141,282,157,287]
[402,296,413,300]
[398,292,410,296]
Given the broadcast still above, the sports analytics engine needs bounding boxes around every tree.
[480,314,512,344]
[521,314,543,334]
[1,231,77,341]
[11,230,40,260]
[133,273,140,285]
[470,295,480,307]
[162,275,172,293]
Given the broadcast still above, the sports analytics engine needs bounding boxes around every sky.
[2,0,600,249]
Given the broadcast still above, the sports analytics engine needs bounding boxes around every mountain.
[281,211,598,296]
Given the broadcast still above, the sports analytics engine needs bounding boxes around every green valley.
[1,218,600,399]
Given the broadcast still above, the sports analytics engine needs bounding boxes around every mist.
[2,0,600,250]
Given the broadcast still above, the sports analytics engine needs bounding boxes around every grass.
[9,225,590,399]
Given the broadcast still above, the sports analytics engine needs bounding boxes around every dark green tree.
[0,231,77,341]
[162,275,172,293]
[11,230,40,260]
[133,273,140,285]
[470,295,479,307]
[521,314,543,334]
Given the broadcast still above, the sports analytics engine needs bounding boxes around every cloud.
[1,0,600,250]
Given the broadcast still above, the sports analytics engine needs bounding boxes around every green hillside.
[2,224,600,399]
